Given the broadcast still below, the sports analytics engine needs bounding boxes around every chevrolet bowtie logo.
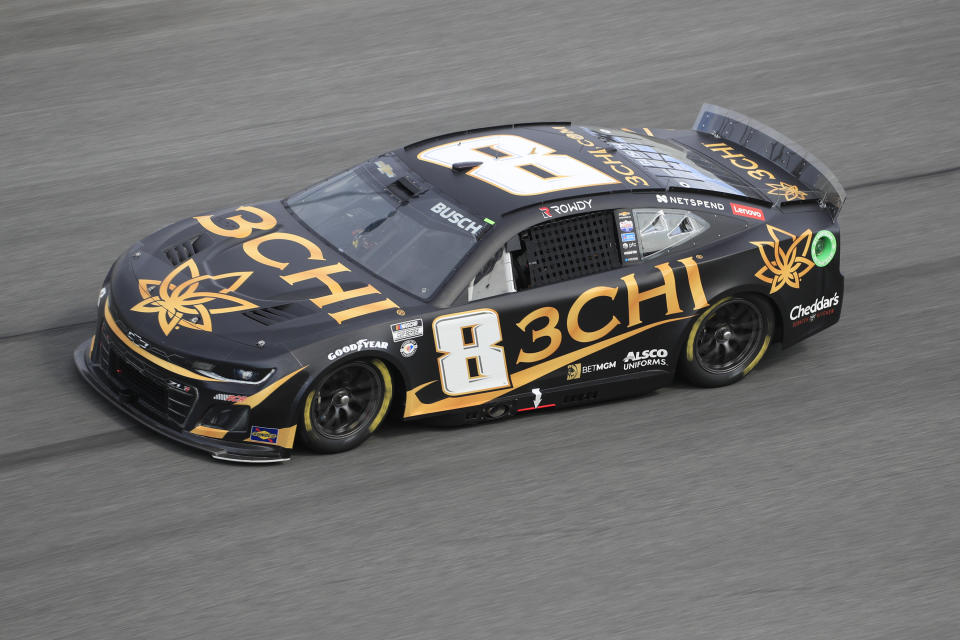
[130,259,256,335]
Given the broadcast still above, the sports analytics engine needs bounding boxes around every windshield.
[285,166,480,300]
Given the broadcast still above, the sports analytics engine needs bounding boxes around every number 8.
[418,134,619,196]
[433,309,511,396]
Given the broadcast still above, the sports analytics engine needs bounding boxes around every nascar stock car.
[75,104,845,463]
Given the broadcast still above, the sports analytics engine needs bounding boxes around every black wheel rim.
[310,362,384,439]
[694,299,766,375]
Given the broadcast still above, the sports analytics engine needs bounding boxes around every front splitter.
[74,338,290,464]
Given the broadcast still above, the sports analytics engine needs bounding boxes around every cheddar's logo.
[130,259,256,335]
[195,206,399,324]
[752,225,814,294]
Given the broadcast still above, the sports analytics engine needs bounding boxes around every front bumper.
[74,336,292,463]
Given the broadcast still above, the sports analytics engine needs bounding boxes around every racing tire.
[680,295,774,388]
[299,359,393,454]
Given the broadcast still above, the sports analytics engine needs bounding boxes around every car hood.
[108,200,419,355]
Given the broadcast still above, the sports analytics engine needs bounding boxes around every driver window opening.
[465,207,710,302]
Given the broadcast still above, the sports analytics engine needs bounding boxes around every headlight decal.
[236,367,307,409]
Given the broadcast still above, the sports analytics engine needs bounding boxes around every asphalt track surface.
[2,1,959,638]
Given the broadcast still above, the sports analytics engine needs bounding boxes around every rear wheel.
[680,295,774,387]
[299,359,393,453]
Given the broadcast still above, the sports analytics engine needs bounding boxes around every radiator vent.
[242,304,307,326]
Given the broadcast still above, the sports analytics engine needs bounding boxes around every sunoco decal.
[250,427,279,444]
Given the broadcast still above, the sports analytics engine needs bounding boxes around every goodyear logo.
[250,427,279,444]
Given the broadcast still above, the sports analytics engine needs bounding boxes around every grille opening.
[515,211,620,288]
[103,334,198,428]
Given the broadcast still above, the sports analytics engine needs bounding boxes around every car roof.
[395,122,759,223]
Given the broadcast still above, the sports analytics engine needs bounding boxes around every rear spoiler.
[694,104,846,210]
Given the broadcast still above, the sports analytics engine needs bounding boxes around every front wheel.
[680,295,774,388]
[299,359,393,454]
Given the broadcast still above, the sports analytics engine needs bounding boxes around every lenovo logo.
[730,202,765,221]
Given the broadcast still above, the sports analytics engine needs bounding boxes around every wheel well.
[693,289,783,344]
[751,293,783,343]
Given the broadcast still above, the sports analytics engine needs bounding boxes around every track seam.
[844,165,960,191]
[0,319,95,343]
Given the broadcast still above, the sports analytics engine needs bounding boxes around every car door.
[403,201,713,420]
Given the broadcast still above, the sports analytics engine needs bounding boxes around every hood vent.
[242,304,308,326]
[163,235,204,266]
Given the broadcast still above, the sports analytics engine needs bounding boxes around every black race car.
[75,104,845,463]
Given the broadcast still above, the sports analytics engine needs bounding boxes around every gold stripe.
[642,127,653,136]
[328,298,399,324]
[678,257,709,310]
[104,301,216,381]
[236,367,307,409]
[88,334,96,358]
[404,315,691,417]
[276,425,296,448]
[190,425,228,439]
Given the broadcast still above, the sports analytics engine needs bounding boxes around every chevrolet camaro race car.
[75,104,845,463]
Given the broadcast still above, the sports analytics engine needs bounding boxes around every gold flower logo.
[752,225,815,294]
[131,259,257,335]
[766,181,808,201]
